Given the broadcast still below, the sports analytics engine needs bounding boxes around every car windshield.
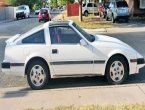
[72,23,95,42]
[104,2,110,8]
[17,6,25,10]
[117,1,128,7]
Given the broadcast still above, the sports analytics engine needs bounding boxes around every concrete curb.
[84,28,107,33]
[0,84,145,110]
[0,19,15,24]
[0,36,11,39]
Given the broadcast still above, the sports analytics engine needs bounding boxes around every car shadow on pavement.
[2,66,145,99]
[1,88,30,98]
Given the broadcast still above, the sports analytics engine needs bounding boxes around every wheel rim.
[110,61,124,82]
[85,12,88,16]
[30,65,46,87]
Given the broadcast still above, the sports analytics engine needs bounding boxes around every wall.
[67,3,79,16]
[0,6,15,21]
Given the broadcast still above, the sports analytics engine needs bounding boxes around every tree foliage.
[51,0,75,7]
[6,0,39,8]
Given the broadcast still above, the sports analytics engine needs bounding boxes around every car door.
[49,26,94,76]
[87,3,93,13]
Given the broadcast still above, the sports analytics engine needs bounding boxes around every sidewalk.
[0,84,145,110]
[0,19,14,24]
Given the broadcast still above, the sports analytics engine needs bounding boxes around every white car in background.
[82,2,98,16]
[1,20,145,90]
[16,5,30,20]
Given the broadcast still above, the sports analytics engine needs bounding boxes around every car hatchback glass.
[117,1,128,7]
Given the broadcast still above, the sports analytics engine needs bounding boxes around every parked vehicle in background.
[1,20,145,90]
[38,8,51,22]
[34,9,40,15]
[106,0,129,23]
[82,3,98,17]
[16,5,30,20]
[102,2,110,18]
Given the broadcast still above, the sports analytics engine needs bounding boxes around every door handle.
[52,49,58,54]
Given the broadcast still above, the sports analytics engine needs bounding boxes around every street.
[0,16,145,88]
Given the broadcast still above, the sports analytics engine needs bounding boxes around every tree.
[6,0,38,8]
[78,0,83,22]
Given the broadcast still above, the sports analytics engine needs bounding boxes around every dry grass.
[25,104,145,110]
[55,12,113,29]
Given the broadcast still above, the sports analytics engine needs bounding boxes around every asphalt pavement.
[0,14,145,110]
[0,15,145,88]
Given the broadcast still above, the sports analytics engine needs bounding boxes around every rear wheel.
[106,56,128,85]
[27,60,50,90]
[84,11,88,17]
[106,15,109,21]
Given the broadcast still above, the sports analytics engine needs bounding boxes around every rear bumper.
[116,15,129,20]
[1,62,10,69]
[1,62,25,76]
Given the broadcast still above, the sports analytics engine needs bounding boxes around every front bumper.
[16,12,25,18]
[137,58,145,64]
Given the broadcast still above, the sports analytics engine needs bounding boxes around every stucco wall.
[0,6,16,21]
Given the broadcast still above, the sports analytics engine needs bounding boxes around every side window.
[22,30,45,44]
[87,3,93,7]
[94,4,97,7]
[109,3,115,8]
[49,26,81,44]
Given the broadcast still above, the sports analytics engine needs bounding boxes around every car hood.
[16,10,24,13]
[94,34,129,47]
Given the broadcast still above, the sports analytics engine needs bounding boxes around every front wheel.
[112,14,116,23]
[106,56,128,85]
[27,60,50,90]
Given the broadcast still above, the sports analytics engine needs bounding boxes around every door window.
[49,26,81,44]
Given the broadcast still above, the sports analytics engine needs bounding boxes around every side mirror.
[80,39,87,46]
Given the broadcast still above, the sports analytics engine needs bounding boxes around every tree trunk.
[79,0,83,22]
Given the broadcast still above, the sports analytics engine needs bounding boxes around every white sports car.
[1,20,145,89]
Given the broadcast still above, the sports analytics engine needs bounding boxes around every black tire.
[112,14,115,23]
[105,56,128,85]
[125,18,129,23]
[23,14,26,19]
[84,11,88,17]
[16,17,19,20]
[27,60,50,90]
[106,15,109,21]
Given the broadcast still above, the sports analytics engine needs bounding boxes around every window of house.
[22,30,45,44]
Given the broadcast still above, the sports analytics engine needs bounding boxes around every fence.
[67,3,79,17]
[0,6,16,21]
